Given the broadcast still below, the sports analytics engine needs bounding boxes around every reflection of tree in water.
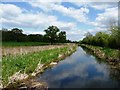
[109,64,120,81]
[81,46,120,81]
[109,50,120,81]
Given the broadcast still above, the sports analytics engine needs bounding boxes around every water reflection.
[37,47,120,88]
[82,46,120,81]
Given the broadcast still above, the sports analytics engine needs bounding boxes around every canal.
[36,47,120,88]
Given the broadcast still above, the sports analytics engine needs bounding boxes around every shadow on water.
[36,47,120,88]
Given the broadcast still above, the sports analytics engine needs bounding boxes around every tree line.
[1,26,71,43]
[81,26,120,49]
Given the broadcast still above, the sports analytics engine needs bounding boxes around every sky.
[0,0,119,41]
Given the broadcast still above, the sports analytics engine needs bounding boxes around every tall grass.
[80,44,119,59]
[2,46,76,85]
[2,42,49,47]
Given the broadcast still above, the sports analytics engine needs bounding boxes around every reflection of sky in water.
[37,47,120,88]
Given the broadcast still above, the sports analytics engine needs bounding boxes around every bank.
[1,44,77,89]
[80,44,120,69]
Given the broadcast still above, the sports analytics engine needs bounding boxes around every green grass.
[2,46,76,85]
[81,44,119,59]
[101,47,119,59]
[1,42,49,47]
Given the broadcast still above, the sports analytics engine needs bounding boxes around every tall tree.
[58,31,66,43]
[44,26,60,43]
[11,28,23,34]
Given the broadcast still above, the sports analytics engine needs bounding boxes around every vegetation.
[2,45,77,85]
[1,26,71,44]
[2,42,49,47]
[81,23,120,49]
[80,19,120,68]
[81,44,119,60]
[44,26,66,43]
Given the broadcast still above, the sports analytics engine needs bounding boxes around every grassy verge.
[80,44,119,60]
[2,45,77,85]
[1,42,49,47]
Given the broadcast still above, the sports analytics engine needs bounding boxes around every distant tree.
[44,26,60,43]
[81,31,110,47]
[107,18,120,48]
[82,32,93,45]
[2,26,67,43]
[28,34,44,42]
[11,28,23,34]
[58,31,66,43]
[84,32,93,38]
[95,32,110,47]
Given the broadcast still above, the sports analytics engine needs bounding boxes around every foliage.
[81,26,120,49]
[1,26,68,43]
[44,26,66,43]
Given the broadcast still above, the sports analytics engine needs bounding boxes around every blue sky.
[0,1,118,41]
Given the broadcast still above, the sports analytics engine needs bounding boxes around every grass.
[80,44,119,59]
[101,47,119,59]
[1,42,49,47]
[2,45,76,85]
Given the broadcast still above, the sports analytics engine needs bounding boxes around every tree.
[44,26,60,43]
[107,18,120,49]
[84,32,93,38]
[58,31,66,43]
[82,32,93,44]
[11,28,23,34]
[81,32,110,47]
[28,34,44,42]
[94,32,110,47]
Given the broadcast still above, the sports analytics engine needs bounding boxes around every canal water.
[36,47,120,88]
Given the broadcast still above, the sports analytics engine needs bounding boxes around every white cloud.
[91,7,118,28]
[2,0,119,2]
[53,5,89,23]
[29,1,89,23]
[87,27,108,35]
[0,3,76,34]
[0,2,118,41]
[90,3,115,10]
[0,4,22,19]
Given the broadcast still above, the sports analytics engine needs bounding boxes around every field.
[2,44,77,85]
[1,42,49,47]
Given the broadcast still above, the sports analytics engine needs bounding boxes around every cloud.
[53,5,89,23]
[0,3,76,34]
[90,3,117,10]
[73,2,118,10]
[28,1,89,23]
[90,7,118,28]
[0,2,118,41]
[0,4,22,19]
[1,0,119,2]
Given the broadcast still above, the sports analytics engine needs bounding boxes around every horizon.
[0,0,118,41]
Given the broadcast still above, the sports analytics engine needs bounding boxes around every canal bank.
[2,44,77,89]
[80,44,120,70]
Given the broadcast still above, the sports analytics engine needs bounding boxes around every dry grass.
[2,45,68,57]
[2,43,77,85]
